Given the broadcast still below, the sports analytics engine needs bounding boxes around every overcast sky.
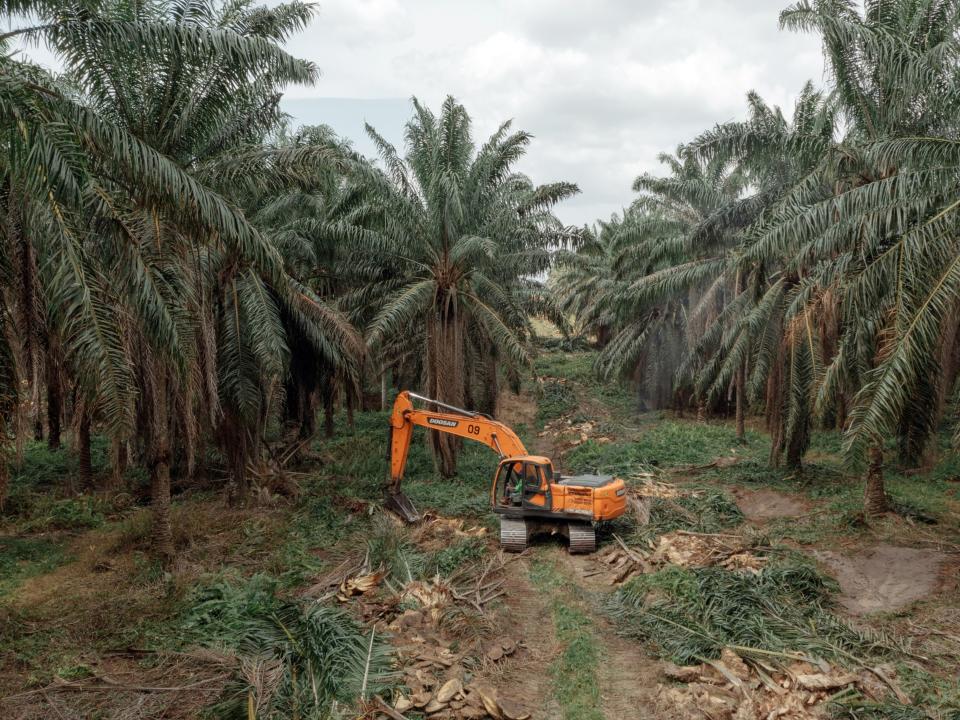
[281,0,828,226]
[16,0,827,226]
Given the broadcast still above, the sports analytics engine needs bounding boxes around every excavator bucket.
[384,490,420,523]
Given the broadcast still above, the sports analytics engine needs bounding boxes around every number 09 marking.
[467,424,481,435]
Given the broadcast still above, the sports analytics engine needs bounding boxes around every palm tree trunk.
[78,411,92,489]
[426,302,464,477]
[734,270,746,444]
[735,358,746,443]
[864,444,888,517]
[111,436,128,488]
[381,366,389,411]
[476,352,499,417]
[696,400,706,423]
[46,352,62,450]
[147,372,174,561]
[785,422,808,469]
[323,385,335,439]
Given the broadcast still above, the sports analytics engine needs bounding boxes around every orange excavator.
[385,391,627,553]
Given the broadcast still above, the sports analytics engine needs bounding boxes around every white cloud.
[15,0,825,225]
[280,1,826,224]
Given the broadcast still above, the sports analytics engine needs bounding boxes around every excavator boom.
[386,391,527,521]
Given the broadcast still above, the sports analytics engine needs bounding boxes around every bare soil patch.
[0,651,229,720]
[496,388,538,431]
[490,556,560,720]
[732,487,809,522]
[813,544,948,615]
[556,550,667,719]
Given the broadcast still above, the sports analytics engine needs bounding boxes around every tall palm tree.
[567,149,745,415]
[753,0,960,508]
[0,0,361,555]
[357,97,578,476]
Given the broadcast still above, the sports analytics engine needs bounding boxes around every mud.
[493,555,561,719]
[732,487,809,521]
[813,544,948,614]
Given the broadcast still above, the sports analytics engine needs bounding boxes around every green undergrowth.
[602,555,960,714]
[364,515,486,581]
[565,421,763,477]
[537,377,579,425]
[534,350,634,421]
[2,440,114,534]
[707,455,959,532]
[315,410,493,518]
[183,574,395,718]
[530,555,604,720]
[607,560,899,667]
[0,536,67,597]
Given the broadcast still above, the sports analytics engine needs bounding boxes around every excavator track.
[500,518,529,553]
[567,522,596,554]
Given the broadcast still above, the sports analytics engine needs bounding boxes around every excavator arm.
[385,391,528,522]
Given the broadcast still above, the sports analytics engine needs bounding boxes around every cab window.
[523,463,544,490]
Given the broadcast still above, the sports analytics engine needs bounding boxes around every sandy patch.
[732,487,809,521]
[813,544,948,615]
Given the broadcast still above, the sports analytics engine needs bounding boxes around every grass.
[530,555,605,720]
[537,377,579,425]
[534,350,635,420]
[183,574,395,717]
[565,422,763,477]
[316,409,494,519]
[0,536,67,597]
[3,349,959,717]
[607,559,899,668]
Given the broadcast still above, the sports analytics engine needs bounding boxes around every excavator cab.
[494,457,554,510]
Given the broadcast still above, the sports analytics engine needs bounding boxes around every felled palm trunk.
[864,444,888,517]
[426,298,464,478]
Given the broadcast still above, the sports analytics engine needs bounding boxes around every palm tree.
[356,97,578,476]
[753,0,960,508]
[0,0,361,555]
[566,149,744,415]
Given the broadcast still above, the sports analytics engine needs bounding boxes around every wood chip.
[498,697,532,720]
[486,645,504,662]
[794,673,857,691]
[424,698,445,713]
[470,682,502,719]
[436,678,462,704]
[663,663,702,682]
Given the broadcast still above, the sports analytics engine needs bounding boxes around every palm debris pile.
[657,649,906,720]
[305,520,530,720]
[537,416,612,449]
[596,530,767,585]
[411,512,489,551]
[377,565,529,720]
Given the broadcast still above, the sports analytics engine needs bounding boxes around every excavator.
[385,391,627,553]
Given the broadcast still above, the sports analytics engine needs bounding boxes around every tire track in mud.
[555,549,665,720]
[495,554,563,720]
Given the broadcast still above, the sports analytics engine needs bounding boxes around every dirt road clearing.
[813,544,948,614]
